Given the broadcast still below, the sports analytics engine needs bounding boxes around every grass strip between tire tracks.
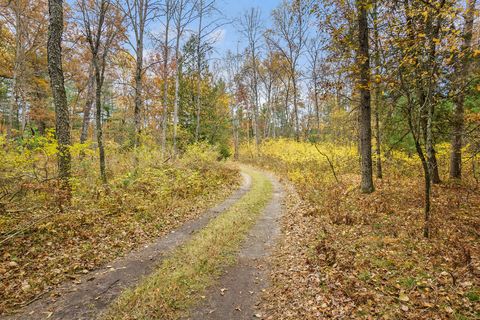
[102,167,273,320]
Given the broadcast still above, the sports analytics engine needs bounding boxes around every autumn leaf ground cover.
[242,139,479,320]
[0,137,239,315]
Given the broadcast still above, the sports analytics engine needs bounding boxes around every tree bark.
[47,0,71,188]
[313,74,320,136]
[173,27,181,156]
[292,73,300,142]
[195,0,203,142]
[373,1,382,179]
[94,58,107,184]
[356,0,374,193]
[251,45,260,151]
[409,115,431,238]
[450,0,476,179]
[134,38,144,147]
[161,0,172,154]
[133,0,146,148]
[80,63,95,144]
[425,1,445,185]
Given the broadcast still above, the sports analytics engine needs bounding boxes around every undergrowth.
[0,136,239,315]
[242,139,480,319]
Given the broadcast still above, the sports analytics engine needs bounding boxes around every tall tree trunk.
[373,1,382,179]
[231,104,239,160]
[8,95,15,138]
[161,2,171,155]
[292,74,300,142]
[265,82,273,138]
[9,1,25,137]
[134,38,144,147]
[374,105,382,179]
[313,74,320,136]
[47,0,71,190]
[252,47,260,152]
[80,63,95,144]
[195,0,203,142]
[425,1,445,185]
[450,0,476,179]
[404,0,433,237]
[93,58,107,184]
[173,25,181,156]
[409,115,431,237]
[284,78,290,137]
[357,0,374,193]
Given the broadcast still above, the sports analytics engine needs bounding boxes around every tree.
[223,50,242,159]
[450,0,476,179]
[306,37,322,137]
[158,0,176,154]
[1,0,49,137]
[80,62,95,145]
[239,7,263,151]
[267,0,310,142]
[47,0,71,191]
[172,0,196,156]
[118,0,158,147]
[396,0,452,237]
[356,0,374,193]
[78,0,124,184]
[194,0,221,141]
[372,0,383,179]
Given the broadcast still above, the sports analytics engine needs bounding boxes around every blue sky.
[213,0,279,55]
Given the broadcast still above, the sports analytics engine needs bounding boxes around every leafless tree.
[78,0,124,184]
[267,0,311,142]
[306,37,322,136]
[80,62,95,145]
[223,50,243,160]
[155,0,176,154]
[239,7,263,152]
[194,0,223,141]
[118,0,159,147]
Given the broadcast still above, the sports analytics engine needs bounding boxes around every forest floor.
[2,172,252,320]
[257,176,480,320]
[241,140,480,320]
[2,166,286,320]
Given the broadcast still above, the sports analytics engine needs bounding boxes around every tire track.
[3,172,252,320]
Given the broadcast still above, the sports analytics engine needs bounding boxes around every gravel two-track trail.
[4,167,284,320]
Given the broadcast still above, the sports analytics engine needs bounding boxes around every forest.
[0,0,479,319]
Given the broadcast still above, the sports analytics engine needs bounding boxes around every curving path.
[3,173,252,320]
[3,167,285,320]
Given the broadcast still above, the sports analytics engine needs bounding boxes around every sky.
[211,0,279,56]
